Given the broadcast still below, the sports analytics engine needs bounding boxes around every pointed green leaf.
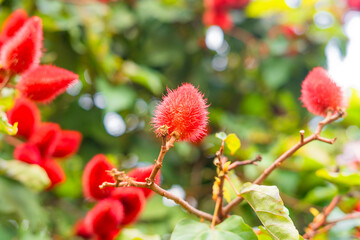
[240,183,299,240]
[122,61,163,95]
[316,168,360,187]
[225,133,241,155]
[170,216,257,240]
[0,159,50,191]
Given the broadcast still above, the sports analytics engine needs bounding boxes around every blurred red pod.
[0,9,28,39]
[0,16,42,74]
[52,130,82,158]
[82,154,116,201]
[225,0,250,9]
[111,187,146,225]
[41,159,66,189]
[203,9,233,31]
[17,65,79,103]
[14,143,42,165]
[204,0,228,10]
[348,0,360,10]
[29,122,61,157]
[7,97,41,139]
[0,9,28,50]
[84,199,124,240]
[127,165,160,199]
[74,219,93,239]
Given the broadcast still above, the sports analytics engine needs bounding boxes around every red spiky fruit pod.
[127,165,160,199]
[300,67,346,116]
[41,159,66,189]
[0,16,42,74]
[7,97,40,139]
[152,83,209,142]
[203,9,233,31]
[29,122,61,157]
[14,143,42,165]
[82,154,116,201]
[0,9,28,39]
[84,199,124,240]
[52,130,82,158]
[111,187,146,225]
[17,65,79,103]
[74,219,93,239]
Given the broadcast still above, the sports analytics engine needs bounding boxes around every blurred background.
[1,0,360,239]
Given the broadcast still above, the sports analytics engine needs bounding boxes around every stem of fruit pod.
[147,130,179,185]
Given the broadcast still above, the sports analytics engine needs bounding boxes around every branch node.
[300,130,305,143]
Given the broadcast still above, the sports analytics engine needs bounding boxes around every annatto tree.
[0,1,359,240]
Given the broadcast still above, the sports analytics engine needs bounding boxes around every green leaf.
[216,216,258,240]
[225,133,241,155]
[0,111,17,135]
[122,61,163,95]
[316,169,360,188]
[0,159,50,191]
[215,132,227,141]
[97,78,136,112]
[0,177,47,230]
[119,228,161,240]
[170,216,257,240]
[240,183,299,240]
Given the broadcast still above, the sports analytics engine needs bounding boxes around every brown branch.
[228,155,262,171]
[222,110,345,216]
[303,212,360,239]
[100,171,217,223]
[147,129,178,184]
[210,140,227,226]
[303,195,342,239]
[0,71,11,92]
[5,135,23,147]
[99,127,218,223]
[224,175,240,196]
[326,211,360,225]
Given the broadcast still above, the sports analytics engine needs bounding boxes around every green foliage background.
[0,0,359,239]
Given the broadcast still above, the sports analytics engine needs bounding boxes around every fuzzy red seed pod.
[127,165,160,199]
[17,65,79,103]
[0,9,28,51]
[111,187,146,225]
[74,219,93,239]
[84,199,123,240]
[0,9,28,39]
[29,122,61,157]
[14,143,42,165]
[152,83,209,142]
[203,9,233,31]
[0,16,42,74]
[82,154,116,201]
[41,159,66,189]
[52,130,82,158]
[7,97,40,139]
[300,67,346,116]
